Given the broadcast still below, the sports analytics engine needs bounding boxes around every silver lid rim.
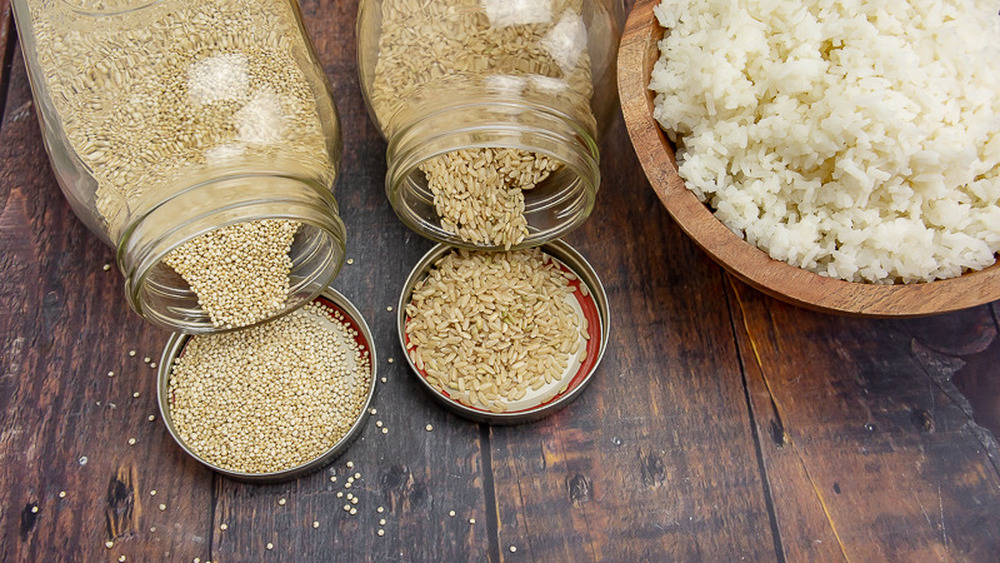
[396,240,610,425]
[156,287,377,483]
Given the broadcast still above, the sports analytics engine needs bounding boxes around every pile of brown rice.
[650,0,1000,283]
[418,148,560,249]
[404,248,587,413]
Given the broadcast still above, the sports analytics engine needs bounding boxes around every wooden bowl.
[617,0,1000,317]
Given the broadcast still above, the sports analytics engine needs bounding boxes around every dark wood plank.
[0,46,215,561]
[731,281,1000,561]
[487,114,779,559]
[208,1,492,559]
[0,0,12,118]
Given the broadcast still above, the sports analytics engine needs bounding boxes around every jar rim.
[118,172,346,334]
[384,97,601,250]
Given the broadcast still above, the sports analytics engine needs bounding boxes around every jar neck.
[384,97,600,250]
[118,173,346,334]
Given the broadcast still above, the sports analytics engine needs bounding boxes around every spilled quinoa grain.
[28,0,338,327]
[168,301,371,473]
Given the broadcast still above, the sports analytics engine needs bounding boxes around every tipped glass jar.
[13,0,346,333]
[357,0,622,250]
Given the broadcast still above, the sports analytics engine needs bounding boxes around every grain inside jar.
[369,0,597,249]
[27,0,338,328]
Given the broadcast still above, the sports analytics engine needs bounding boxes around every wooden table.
[2,1,999,560]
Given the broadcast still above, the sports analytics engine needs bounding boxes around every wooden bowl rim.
[617,0,1000,317]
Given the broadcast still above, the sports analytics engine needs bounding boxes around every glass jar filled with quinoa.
[13,0,346,333]
[357,0,623,250]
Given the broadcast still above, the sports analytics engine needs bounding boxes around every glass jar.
[357,0,622,250]
[13,0,346,333]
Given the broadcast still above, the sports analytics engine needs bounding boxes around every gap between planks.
[0,0,17,122]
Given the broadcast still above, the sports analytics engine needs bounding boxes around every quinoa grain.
[29,0,337,328]
[168,301,372,473]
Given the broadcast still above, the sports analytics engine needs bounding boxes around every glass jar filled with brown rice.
[357,0,623,250]
[13,0,346,333]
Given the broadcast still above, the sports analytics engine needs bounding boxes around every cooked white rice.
[650,0,1000,283]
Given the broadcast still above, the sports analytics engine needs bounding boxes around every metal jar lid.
[397,240,610,424]
[156,287,376,483]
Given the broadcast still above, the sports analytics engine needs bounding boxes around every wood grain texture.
[730,281,1000,561]
[1,0,1000,560]
[0,0,12,118]
[489,115,778,561]
[0,45,214,561]
[618,0,1000,317]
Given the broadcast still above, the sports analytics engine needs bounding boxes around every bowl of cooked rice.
[618,0,1000,316]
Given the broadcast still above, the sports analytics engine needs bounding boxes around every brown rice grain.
[404,248,583,411]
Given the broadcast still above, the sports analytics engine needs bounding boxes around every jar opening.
[119,173,346,334]
[385,99,600,250]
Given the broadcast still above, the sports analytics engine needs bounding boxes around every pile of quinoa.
[168,301,372,473]
[162,220,300,329]
[404,248,587,412]
[28,0,337,326]
[370,0,596,248]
